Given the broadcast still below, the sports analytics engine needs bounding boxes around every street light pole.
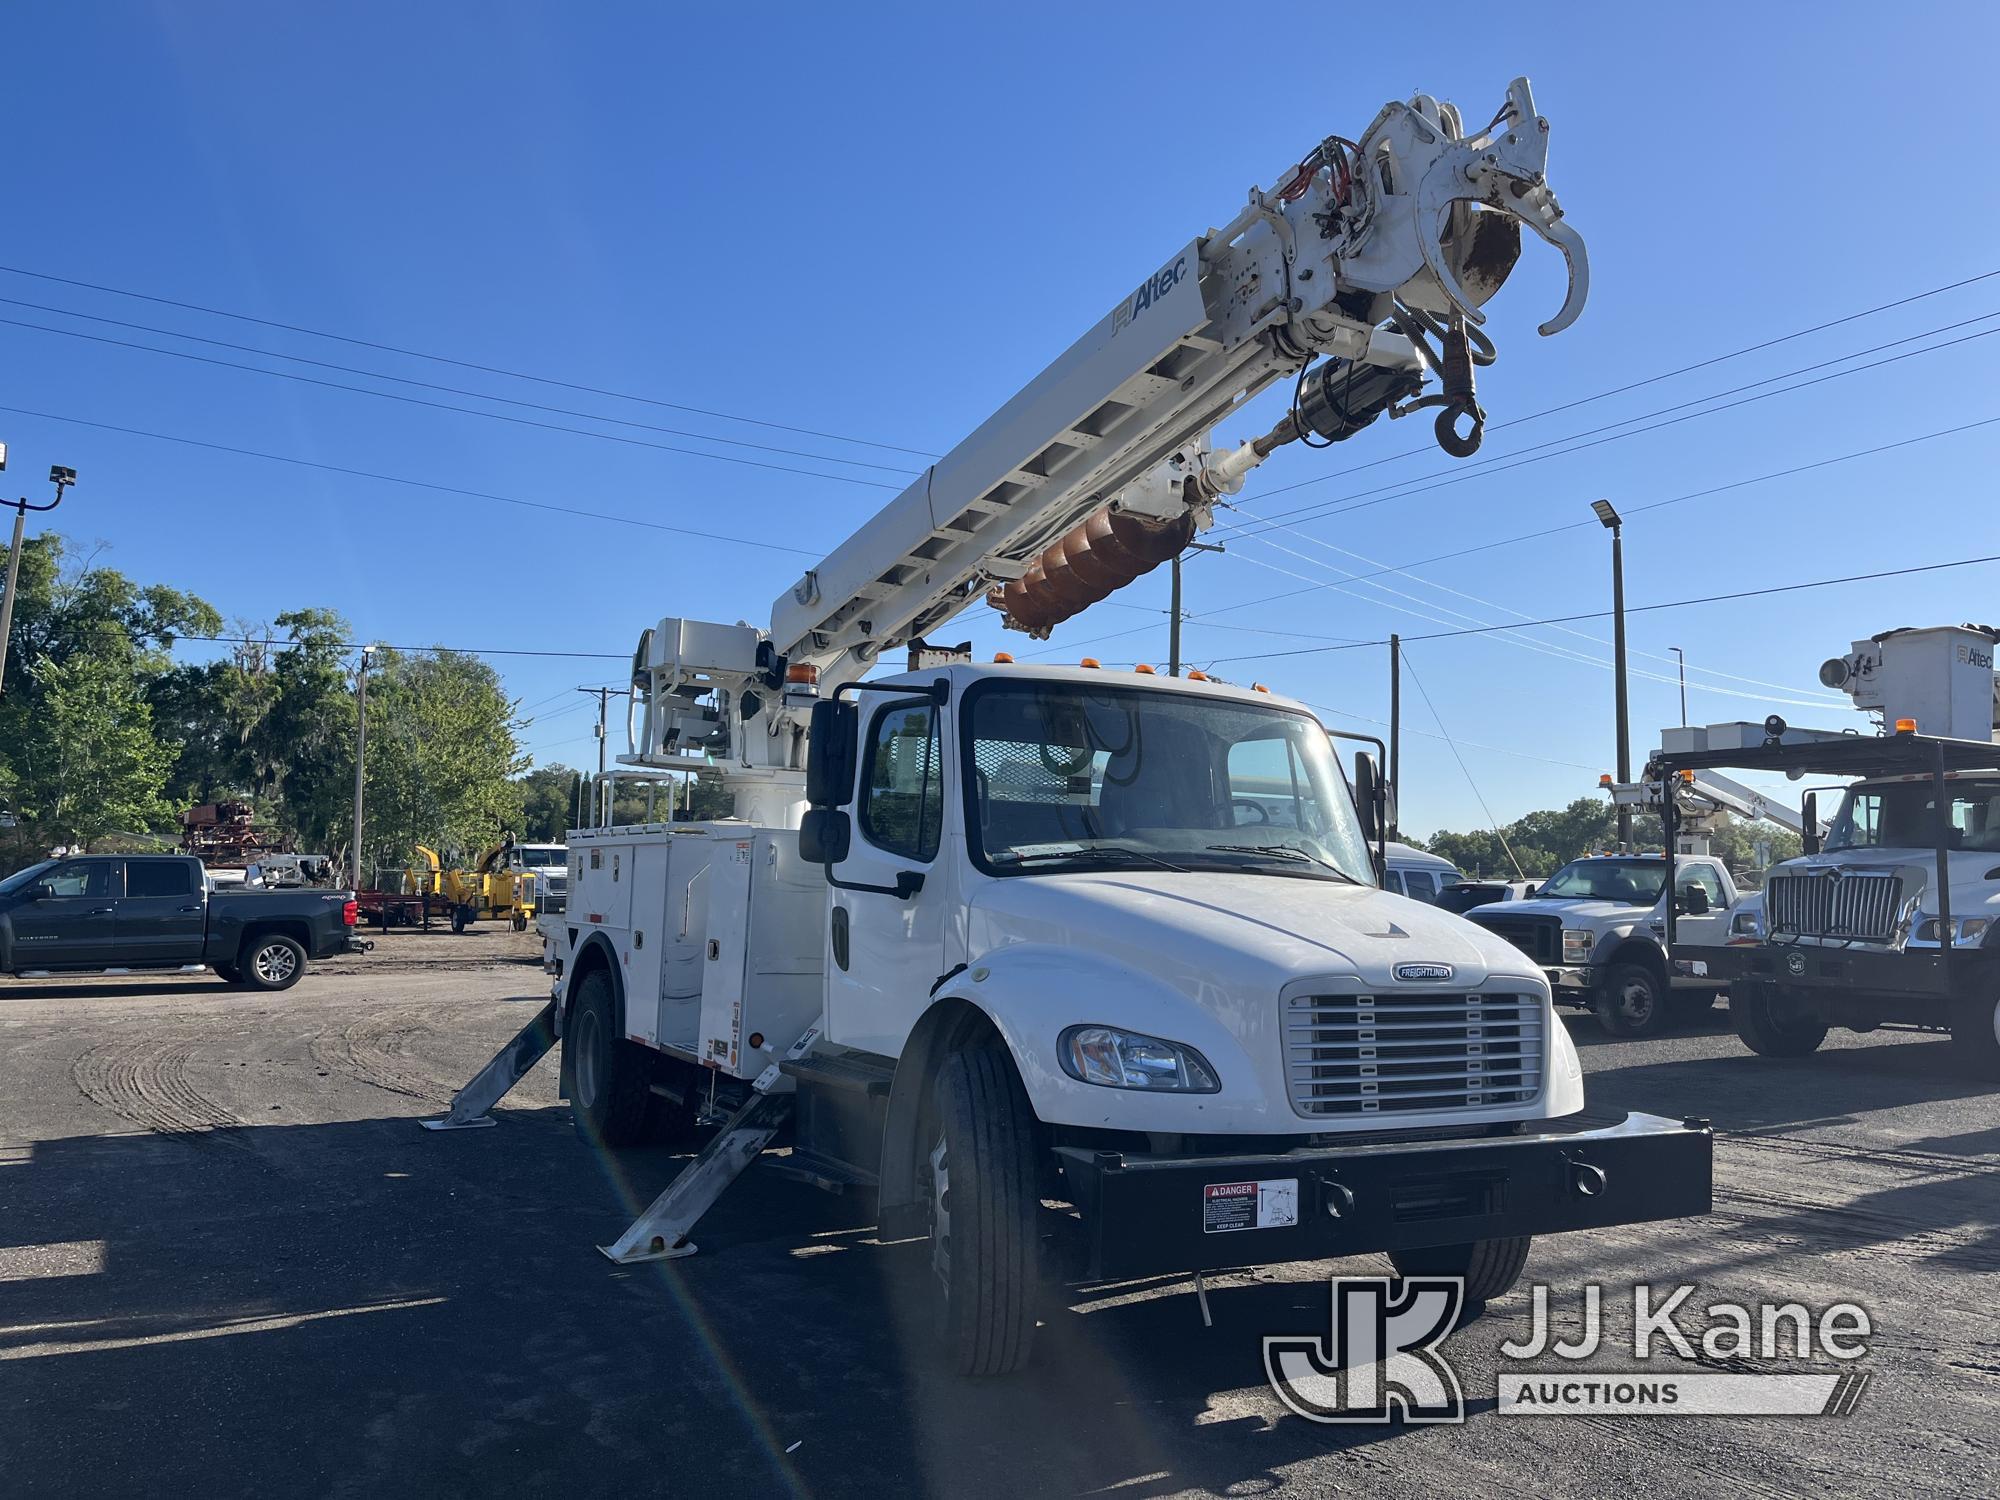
[1592,500,1632,850]
[1167,541,1224,676]
[0,457,76,699]
[1669,645,1687,727]
[350,645,376,891]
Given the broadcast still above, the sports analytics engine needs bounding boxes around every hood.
[968,870,1546,990]
[1468,895,1650,924]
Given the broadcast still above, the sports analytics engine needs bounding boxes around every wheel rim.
[926,1130,952,1301]
[1616,975,1655,1024]
[254,943,298,984]
[574,1007,602,1109]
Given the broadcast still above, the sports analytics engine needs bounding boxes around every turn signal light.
[1079,658,1101,669]
[1895,717,1917,734]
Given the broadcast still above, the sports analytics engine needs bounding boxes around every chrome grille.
[1766,871,1901,943]
[1285,991,1544,1118]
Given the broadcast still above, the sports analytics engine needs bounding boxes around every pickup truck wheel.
[1390,1235,1531,1304]
[569,969,652,1147]
[1729,980,1827,1057]
[1949,993,2000,1080]
[922,1045,1039,1376]
[1593,964,1667,1036]
[239,935,306,992]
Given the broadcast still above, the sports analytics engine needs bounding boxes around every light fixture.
[1591,498,1621,529]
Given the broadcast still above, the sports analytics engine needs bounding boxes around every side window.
[37,862,108,899]
[1680,864,1726,907]
[126,861,195,899]
[860,701,943,862]
[1383,869,1407,896]
[1225,733,1322,832]
[1404,870,1439,903]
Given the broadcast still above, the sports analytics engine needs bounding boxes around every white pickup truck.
[1465,853,1738,1035]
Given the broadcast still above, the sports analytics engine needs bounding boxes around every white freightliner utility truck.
[1468,770,1814,1036]
[1656,624,2000,1077]
[426,78,1712,1376]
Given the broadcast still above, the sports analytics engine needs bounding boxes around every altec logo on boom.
[1113,255,1190,332]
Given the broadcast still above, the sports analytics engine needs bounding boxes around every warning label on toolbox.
[1203,1178,1300,1233]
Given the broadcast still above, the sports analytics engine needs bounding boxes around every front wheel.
[512,912,528,932]
[1390,1236,1532,1303]
[238,935,306,992]
[1593,963,1668,1037]
[1729,981,1828,1057]
[1950,992,2000,1080]
[568,969,652,1147]
[922,1045,1040,1376]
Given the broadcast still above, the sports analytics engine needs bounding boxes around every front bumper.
[1544,965,1596,994]
[1676,941,1991,1002]
[1054,1111,1712,1281]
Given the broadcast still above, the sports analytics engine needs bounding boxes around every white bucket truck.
[428,79,1711,1375]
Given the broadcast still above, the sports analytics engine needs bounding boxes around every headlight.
[1562,929,1594,965]
[1729,908,1764,939]
[1914,916,1990,946]
[1058,1025,1220,1092]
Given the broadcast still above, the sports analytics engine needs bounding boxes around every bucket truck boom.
[429,78,1711,1381]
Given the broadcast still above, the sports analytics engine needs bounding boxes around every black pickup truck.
[0,854,363,991]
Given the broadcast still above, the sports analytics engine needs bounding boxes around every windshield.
[0,860,54,895]
[1826,777,2000,852]
[1537,858,1667,904]
[518,846,566,867]
[963,682,1374,883]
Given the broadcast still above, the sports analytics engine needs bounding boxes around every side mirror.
[799,807,851,865]
[1352,752,1385,845]
[1801,791,1821,855]
[1680,885,1711,916]
[806,699,859,808]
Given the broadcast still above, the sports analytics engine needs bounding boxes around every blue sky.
[4,2,1997,839]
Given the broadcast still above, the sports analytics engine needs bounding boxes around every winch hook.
[1433,316,1485,458]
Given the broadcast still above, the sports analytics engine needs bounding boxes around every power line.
[171,632,628,662]
[0,403,826,557]
[0,263,941,459]
[0,296,922,477]
[1397,646,1525,880]
[1205,551,2000,664]
[0,314,906,490]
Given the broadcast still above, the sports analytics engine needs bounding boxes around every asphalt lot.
[2,934,1996,1499]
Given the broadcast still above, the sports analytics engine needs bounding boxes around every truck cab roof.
[855,660,1309,715]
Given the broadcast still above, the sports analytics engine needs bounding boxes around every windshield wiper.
[1205,842,1362,883]
[1001,844,1190,874]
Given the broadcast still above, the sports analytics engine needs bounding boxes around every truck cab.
[543,663,1711,1374]
[1466,853,1737,1035]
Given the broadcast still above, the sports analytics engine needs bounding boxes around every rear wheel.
[238,934,306,992]
[1593,963,1668,1036]
[1950,992,2000,1079]
[213,961,240,985]
[511,912,528,932]
[1390,1235,1532,1303]
[1730,980,1828,1057]
[921,1045,1040,1376]
[568,968,652,1147]
[451,905,472,934]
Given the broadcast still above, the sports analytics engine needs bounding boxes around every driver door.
[11,860,117,968]
[1665,862,1731,978]
[823,693,951,1057]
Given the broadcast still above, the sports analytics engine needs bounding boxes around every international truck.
[426,78,1713,1376]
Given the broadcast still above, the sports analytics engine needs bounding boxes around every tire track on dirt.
[70,1035,242,1137]
[308,1007,459,1104]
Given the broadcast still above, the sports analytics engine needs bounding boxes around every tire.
[1390,1235,1532,1303]
[451,905,471,934]
[238,934,307,992]
[1729,980,1828,1058]
[1949,992,2000,1080]
[922,1045,1040,1376]
[512,913,528,932]
[1593,963,1668,1037]
[568,968,652,1147]
[212,962,241,985]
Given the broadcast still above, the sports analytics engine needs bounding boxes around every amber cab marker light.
[992,652,1014,663]
[1895,717,1917,734]
[1079,657,1101,669]
[1134,663,1155,674]
[1599,773,1613,787]
[1186,669,1209,681]
[1252,682,1269,693]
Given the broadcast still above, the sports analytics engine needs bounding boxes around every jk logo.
[1264,1275,1467,1423]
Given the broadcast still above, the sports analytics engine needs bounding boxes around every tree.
[1420,796,1796,880]
[9,644,177,850]
[363,649,526,864]
[517,763,580,841]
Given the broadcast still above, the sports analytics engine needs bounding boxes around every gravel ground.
[1,937,1995,1499]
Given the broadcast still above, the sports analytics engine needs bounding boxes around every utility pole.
[0,453,76,698]
[1669,645,1687,727]
[350,644,376,890]
[1592,500,1632,849]
[579,686,625,827]
[1388,633,1401,840]
[1168,541,1225,676]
